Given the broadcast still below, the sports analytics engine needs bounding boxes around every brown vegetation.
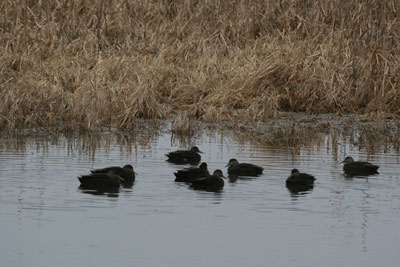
[1,0,399,131]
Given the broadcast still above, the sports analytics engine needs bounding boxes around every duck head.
[199,162,208,170]
[123,164,137,175]
[341,157,354,164]
[190,146,203,153]
[213,169,226,179]
[288,168,300,178]
[225,158,239,167]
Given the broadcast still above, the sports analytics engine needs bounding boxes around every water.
[1,125,400,267]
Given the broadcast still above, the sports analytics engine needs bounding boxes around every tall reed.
[0,0,399,131]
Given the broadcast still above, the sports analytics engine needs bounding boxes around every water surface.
[1,125,400,267]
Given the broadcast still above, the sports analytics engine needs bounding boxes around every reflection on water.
[343,173,380,179]
[189,186,225,194]
[78,186,121,197]
[286,184,314,196]
[1,120,400,267]
[228,173,240,183]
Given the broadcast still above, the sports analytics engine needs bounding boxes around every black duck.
[174,162,210,182]
[225,158,263,176]
[166,146,202,164]
[189,169,226,190]
[78,170,124,188]
[91,164,136,183]
[341,156,379,176]
[286,169,316,185]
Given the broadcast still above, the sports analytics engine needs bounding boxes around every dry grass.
[1,0,400,131]
[171,111,197,135]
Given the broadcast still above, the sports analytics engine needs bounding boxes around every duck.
[341,156,379,175]
[78,170,125,188]
[225,158,263,176]
[91,164,136,183]
[189,169,226,190]
[166,146,202,164]
[286,169,316,185]
[174,162,210,182]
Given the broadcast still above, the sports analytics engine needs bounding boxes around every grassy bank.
[1,0,399,131]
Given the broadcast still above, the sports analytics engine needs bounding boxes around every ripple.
[1,128,400,267]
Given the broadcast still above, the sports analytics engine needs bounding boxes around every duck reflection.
[189,186,224,193]
[189,186,225,202]
[78,186,120,197]
[343,173,374,179]
[121,181,134,188]
[228,173,239,183]
[286,184,314,197]
[227,173,258,183]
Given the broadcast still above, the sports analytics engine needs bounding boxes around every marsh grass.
[1,0,399,131]
[172,111,197,136]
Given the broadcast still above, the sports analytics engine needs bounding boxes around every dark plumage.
[174,162,210,182]
[78,170,124,188]
[189,169,226,190]
[166,146,202,164]
[341,156,379,176]
[225,158,263,176]
[91,164,136,183]
[286,169,316,185]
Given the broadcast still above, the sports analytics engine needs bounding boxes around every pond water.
[1,122,400,267]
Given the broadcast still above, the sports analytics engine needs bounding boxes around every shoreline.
[2,113,399,151]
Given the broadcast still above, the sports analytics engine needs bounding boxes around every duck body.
[286,169,316,185]
[225,159,263,176]
[91,164,136,183]
[174,162,210,182]
[189,169,226,190]
[342,157,379,175]
[166,146,202,164]
[78,170,124,188]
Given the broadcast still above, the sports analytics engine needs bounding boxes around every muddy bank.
[193,113,400,151]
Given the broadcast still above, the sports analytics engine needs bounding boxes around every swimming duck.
[174,162,210,182]
[78,170,125,188]
[286,169,316,185]
[225,159,263,176]
[91,164,136,183]
[341,156,379,175]
[166,146,202,164]
[189,169,226,190]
